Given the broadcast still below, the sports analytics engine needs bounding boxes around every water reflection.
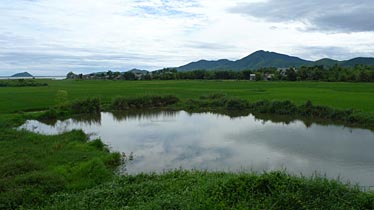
[19,110,374,186]
[111,110,177,122]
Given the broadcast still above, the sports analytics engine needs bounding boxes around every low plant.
[111,95,179,110]
[70,97,101,114]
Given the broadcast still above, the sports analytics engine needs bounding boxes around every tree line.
[150,65,374,82]
[68,64,374,82]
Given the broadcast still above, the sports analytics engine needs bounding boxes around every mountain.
[227,50,311,70]
[314,58,339,67]
[176,50,374,71]
[341,57,374,67]
[11,72,33,77]
[177,59,233,71]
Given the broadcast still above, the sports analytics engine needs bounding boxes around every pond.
[19,111,374,186]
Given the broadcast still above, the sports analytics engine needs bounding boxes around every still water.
[19,111,374,186]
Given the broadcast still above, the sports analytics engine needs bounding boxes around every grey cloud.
[186,41,236,50]
[0,50,165,76]
[230,0,374,32]
[293,46,374,61]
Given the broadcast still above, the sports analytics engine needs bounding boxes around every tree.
[241,70,253,80]
[123,72,136,80]
[286,68,297,81]
[255,72,262,81]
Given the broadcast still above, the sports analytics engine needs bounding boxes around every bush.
[111,95,179,110]
[269,100,298,115]
[225,98,249,110]
[249,100,271,113]
[71,98,101,114]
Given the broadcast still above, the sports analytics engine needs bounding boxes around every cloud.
[292,44,374,61]
[229,0,374,33]
[292,46,356,61]
[0,0,373,76]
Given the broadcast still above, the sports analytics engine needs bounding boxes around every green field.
[2,80,374,114]
[2,80,374,209]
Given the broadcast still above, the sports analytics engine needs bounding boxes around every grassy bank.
[30,171,374,210]
[0,115,121,209]
[2,80,374,114]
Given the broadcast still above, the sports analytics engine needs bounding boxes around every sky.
[0,0,374,76]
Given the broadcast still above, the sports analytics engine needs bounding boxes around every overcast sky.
[1,0,374,76]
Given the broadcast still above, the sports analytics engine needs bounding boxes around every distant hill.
[314,58,339,67]
[341,57,374,67]
[178,59,233,71]
[11,72,33,77]
[226,50,311,70]
[176,50,374,71]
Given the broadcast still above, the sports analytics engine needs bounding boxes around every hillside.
[341,57,374,67]
[227,50,311,70]
[177,59,233,71]
[176,50,374,71]
[314,58,340,67]
[11,72,33,77]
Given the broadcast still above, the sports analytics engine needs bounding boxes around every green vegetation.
[2,80,374,115]
[111,95,179,110]
[137,64,374,82]
[0,79,48,87]
[70,98,101,114]
[68,64,374,82]
[28,171,374,210]
[2,80,374,209]
[0,115,121,209]
[177,50,374,71]
[184,94,374,128]
[38,97,101,120]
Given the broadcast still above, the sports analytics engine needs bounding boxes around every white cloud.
[0,0,373,75]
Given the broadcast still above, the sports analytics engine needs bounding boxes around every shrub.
[225,98,249,110]
[269,100,298,115]
[71,98,101,114]
[111,95,179,110]
[249,100,271,113]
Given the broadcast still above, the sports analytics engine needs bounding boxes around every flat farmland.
[1,80,374,114]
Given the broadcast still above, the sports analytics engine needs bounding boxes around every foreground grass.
[34,171,374,210]
[2,80,374,114]
[0,116,120,209]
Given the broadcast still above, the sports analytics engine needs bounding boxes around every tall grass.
[186,93,374,129]
[111,95,179,110]
[34,171,374,210]
[0,126,120,209]
[70,97,101,114]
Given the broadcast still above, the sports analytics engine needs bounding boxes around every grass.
[0,79,48,87]
[2,80,374,209]
[31,171,374,210]
[2,80,374,114]
[0,115,121,209]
